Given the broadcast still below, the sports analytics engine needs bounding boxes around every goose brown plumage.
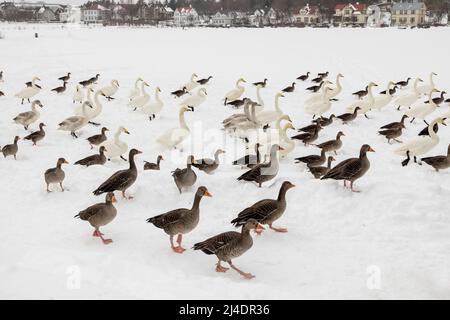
[172,155,197,193]
[291,122,321,145]
[232,143,261,168]
[282,82,296,93]
[197,76,213,85]
[297,72,310,81]
[379,125,405,144]
[87,127,109,149]
[51,81,67,94]
[74,146,107,167]
[144,155,163,171]
[337,107,361,124]
[1,136,20,160]
[396,77,411,88]
[295,148,326,167]
[252,78,267,87]
[44,157,68,192]
[58,72,71,82]
[421,144,450,171]
[352,85,368,99]
[192,149,225,174]
[226,97,247,108]
[171,86,188,98]
[314,131,345,154]
[23,122,46,146]
[380,115,408,131]
[308,156,336,179]
[306,81,324,93]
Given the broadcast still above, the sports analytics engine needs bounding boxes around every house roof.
[82,4,107,11]
[392,1,425,11]
[175,6,196,14]
[335,3,367,12]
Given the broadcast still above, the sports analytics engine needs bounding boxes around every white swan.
[75,89,103,125]
[417,72,437,95]
[58,101,93,138]
[156,106,192,149]
[73,85,84,104]
[327,73,344,100]
[252,115,293,157]
[406,89,440,123]
[305,87,332,118]
[253,84,265,113]
[304,80,334,105]
[224,78,246,105]
[393,78,423,110]
[182,73,199,92]
[226,100,260,132]
[13,100,43,130]
[279,122,296,158]
[15,76,41,104]
[100,126,130,160]
[129,77,143,101]
[179,87,207,111]
[142,87,163,120]
[128,80,150,110]
[100,80,119,100]
[254,92,285,125]
[372,81,396,111]
[346,82,378,116]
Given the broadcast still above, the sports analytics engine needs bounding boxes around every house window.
[410,17,415,23]
[345,10,350,15]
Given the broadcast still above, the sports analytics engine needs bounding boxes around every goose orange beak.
[204,190,212,197]
[64,160,69,164]
[112,195,117,203]
[257,223,265,230]
[368,147,375,152]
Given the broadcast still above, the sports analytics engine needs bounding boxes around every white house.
[174,5,199,27]
[80,4,109,24]
[211,11,233,27]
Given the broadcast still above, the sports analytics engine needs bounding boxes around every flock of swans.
[0,69,449,279]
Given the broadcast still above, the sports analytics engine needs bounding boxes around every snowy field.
[0,23,449,299]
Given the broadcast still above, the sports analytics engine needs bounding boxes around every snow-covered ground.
[0,24,449,299]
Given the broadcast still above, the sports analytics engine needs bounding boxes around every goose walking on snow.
[23,122,46,146]
[44,158,69,192]
[58,101,93,138]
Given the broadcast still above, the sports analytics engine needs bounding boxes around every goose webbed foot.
[228,262,255,280]
[216,262,229,273]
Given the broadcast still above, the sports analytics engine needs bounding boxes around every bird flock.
[0,68,449,280]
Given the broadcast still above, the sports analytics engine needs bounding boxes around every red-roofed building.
[334,2,368,25]
[174,5,199,27]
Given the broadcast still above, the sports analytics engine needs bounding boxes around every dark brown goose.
[44,158,68,192]
[297,72,310,81]
[253,78,267,87]
[421,144,450,171]
[147,186,212,254]
[445,98,450,103]
[231,181,295,234]
[75,192,117,245]
[1,136,20,160]
[197,76,213,85]
[192,149,225,174]
[291,122,321,145]
[295,148,326,167]
[0,70,3,82]
[318,71,329,78]
[51,81,67,94]
[380,115,408,131]
[314,131,345,154]
[321,144,375,192]
[86,127,109,149]
[313,114,335,127]
[306,81,324,93]
[144,155,163,171]
[308,156,336,179]
[232,143,261,168]
[237,144,283,187]
[171,86,188,98]
[172,155,197,193]
[93,148,142,199]
[226,97,248,108]
[424,91,446,105]
[23,122,46,146]
[75,146,107,167]
[352,85,368,99]
[396,77,411,88]
[58,72,71,82]
[0,90,4,97]
[337,107,361,124]
[379,125,405,143]
[380,85,398,96]
[79,74,99,87]
[193,219,260,279]
[282,82,296,93]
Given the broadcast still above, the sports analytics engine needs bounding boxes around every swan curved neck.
[256,86,264,106]
[179,110,189,131]
[94,91,102,109]
[428,120,439,139]
[275,95,282,114]
[141,82,148,96]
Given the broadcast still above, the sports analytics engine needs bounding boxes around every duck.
[179,87,207,111]
[75,89,104,126]
[23,122,46,146]
[72,85,84,104]
[406,89,440,124]
[421,144,450,172]
[379,125,405,144]
[148,186,212,254]
[396,77,411,88]
[51,81,67,94]
[291,122,321,145]
[379,85,398,96]
[144,155,164,171]
[13,99,43,130]
[393,78,423,110]
[297,72,310,81]
[308,156,336,179]
[156,106,192,149]
[197,76,213,85]
[295,149,326,167]
[231,181,295,234]
[237,144,283,187]
[172,155,197,193]
[100,126,130,161]
[129,77,143,101]
[416,72,437,95]
[143,87,163,120]
[87,127,109,149]
[93,148,142,199]
[100,79,119,101]
[372,81,396,111]
[192,149,226,174]
[305,87,332,118]
[352,85,368,100]
[254,92,285,125]
[193,219,260,279]
[232,143,261,168]
[311,74,325,83]
[15,76,41,104]
[321,144,375,192]
[58,101,93,138]
[79,73,100,87]
[75,192,117,245]
[226,98,248,108]
[346,82,378,117]
[253,78,267,87]
[224,78,246,105]
[380,115,408,131]
[337,107,361,124]
[74,146,107,167]
[1,136,20,160]
[44,158,69,192]
[318,71,329,78]
[183,73,199,92]
[395,118,446,166]
[281,82,296,93]
[58,72,71,82]
[128,80,150,111]
[314,131,345,154]
[171,86,188,98]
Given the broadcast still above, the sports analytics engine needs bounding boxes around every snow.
[0,24,450,299]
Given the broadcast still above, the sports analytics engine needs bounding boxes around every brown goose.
[253,78,267,87]
[308,156,336,179]
[295,148,326,167]
[231,181,295,234]
[197,76,213,85]
[171,87,188,98]
[380,85,398,96]
[297,72,310,81]
[314,131,345,154]
[87,127,109,149]
[306,81,324,93]
[313,114,335,127]
[337,107,361,124]
[44,158,68,192]
[318,71,329,78]
[291,123,321,145]
[93,148,142,199]
[51,81,67,94]
[58,72,71,82]
[445,98,450,103]
[75,192,117,245]
[421,144,450,171]
[380,115,408,131]
[193,219,260,279]
[172,155,197,193]
[282,82,296,93]
[321,144,375,192]
[144,155,163,171]
[0,90,4,97]
[379,125,405,144]
[192,149,225,174]
[226,97,248,108]
[396,77,411,88]
[232,143,261,168]
[147,186,212,254]
[237,144,283,187]
[352,85,368,99]
[23,122,46,146]
[424,91,446,105]
[1,136,20,160]
[75,146,107,167]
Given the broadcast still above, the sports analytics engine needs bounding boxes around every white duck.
[372,81,396,111]
[156,106,192,149]
[15,76,41,104]
[179,87,207,111]
[100,80,119,101]
[128,80,150,111]
[129,77,143,101]
[417,72,437,95]
[393,78,423,110]
[100,126,130,161]
[58,101,93,138]
[346,82,378,117]
[254,92,285,125]
[72,85,84,104]
[142,87,163,120]
[13,100,44,130]
[75,89,104,126]
[224,78,246,105]
[305,87,333,118]
[406,89,440,124]
[395,118,446,166]
[183,73,199,92]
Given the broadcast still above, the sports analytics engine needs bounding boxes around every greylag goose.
[57,101,93,138]
[192,149,225,174]
[1,136,20,160]
[44,158,68,192]
[337,107,361,124]
[445,98,450,103]
[421,144,450,171]
[396,77,411,88]
[193,219,260,279]
[74,146,107,167]
[380,115,408,131]
[313,114,335,127]
[309,156,336,179]
[379,125,405,144]
[321,144,375,192]
[291,123,321,145]
[197,76,213,85]
[232,143,261,168]
[58,72,71,82]
[171,87,188,98]
[295,149,326,167]
[306,81,324,93]
[87,127,109,149]
[237,144,283,187]
[231,181,295,234]
[297,72,310,81]
[51,81,67,94]
[424,91,446,105]
[93,148,142,199]
[75,192,117,245]
[147,186,212,253]
[314,131,345,154]
[352,85,368,99]
[172,155,197,193]
[318,71,329,78]
[253,78,267,87]
[23,122,46,146]
[79,73,99,87]
[282,82,296,93]
[0,90,4,97]
[226,97,248,108]
[13,99,43,130]
[144,155,163,171]
[380,85,398,96]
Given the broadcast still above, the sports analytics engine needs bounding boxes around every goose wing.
[193,231,240,255]
[231,199,277,226]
